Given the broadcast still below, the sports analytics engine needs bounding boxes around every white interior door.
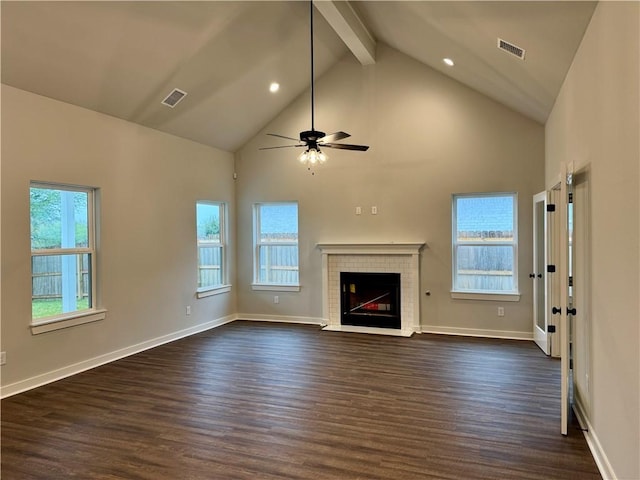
[532,191,549,355]
[559,163,572,436]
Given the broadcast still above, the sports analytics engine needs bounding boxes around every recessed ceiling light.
[269,82,280,93]
[443,58,454,67]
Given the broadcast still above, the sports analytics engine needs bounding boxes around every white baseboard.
[237,313,325,326]
[1,314,237,399]
[573,397,616,480]
[419,325,533,341]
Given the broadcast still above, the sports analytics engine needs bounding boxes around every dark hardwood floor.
[2,321,601,479]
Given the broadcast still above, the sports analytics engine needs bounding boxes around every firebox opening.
[340,272,401,329]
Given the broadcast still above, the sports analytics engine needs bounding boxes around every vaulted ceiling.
[1,1,597,152]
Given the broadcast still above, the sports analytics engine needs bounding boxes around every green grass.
[32,298,89,319]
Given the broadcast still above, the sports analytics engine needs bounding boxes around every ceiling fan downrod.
[258,0,369,161]
[309,0,316,135]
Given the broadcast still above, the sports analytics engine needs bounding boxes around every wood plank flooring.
[1,321,601,479]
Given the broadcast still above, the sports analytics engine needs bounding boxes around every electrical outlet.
[371,206,378,215]
[497,307,505,317]
[186,306,191,315]
[274,296,279,304]
[0,352,6,366]
[355,206,362,215]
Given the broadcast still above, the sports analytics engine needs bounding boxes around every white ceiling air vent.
[161,88,187,108]
[497,38,525,60]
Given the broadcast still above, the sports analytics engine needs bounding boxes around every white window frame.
[196,201,230,298]
[451,192,520,301]
[252,202,300,292]
[30,182,106,334]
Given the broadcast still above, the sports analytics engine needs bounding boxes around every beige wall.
[1,85,236,391]
[235,44,545,336]
[546,2,640,479]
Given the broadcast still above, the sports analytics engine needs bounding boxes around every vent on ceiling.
[161,88,187,108]
[497,38,525,60]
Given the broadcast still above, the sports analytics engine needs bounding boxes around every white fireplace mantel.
[317,242,426,337]
[317,242,425,256]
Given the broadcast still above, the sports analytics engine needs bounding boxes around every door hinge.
[569,276,573,287]
[546,204,556,212]
[547,325,556,333]
[568,192,574,203]
[547,265,556,273]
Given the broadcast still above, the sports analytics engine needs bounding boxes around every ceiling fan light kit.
[259,0,369,173]
[299,148,327,166]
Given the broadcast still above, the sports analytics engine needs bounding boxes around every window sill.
[31,309,107,335]
[251,284,301,292]
[451,291,520,302]
[196,285,232,298]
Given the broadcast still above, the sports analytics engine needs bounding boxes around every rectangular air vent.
[161,88,187,108]
[497,38,525,60]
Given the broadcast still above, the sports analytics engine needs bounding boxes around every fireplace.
[317,242,426,337]
[341,272,401,329]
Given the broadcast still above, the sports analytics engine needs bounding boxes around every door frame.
[569,167,592,426]
[548,186,562,358]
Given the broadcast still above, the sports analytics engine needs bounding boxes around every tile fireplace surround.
[317,242,426,337]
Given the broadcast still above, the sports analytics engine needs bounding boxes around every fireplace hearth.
[341,272,401,329]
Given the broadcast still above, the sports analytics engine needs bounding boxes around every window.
[30,183,104,332]
[452,193,519,299]
[253,202,299,290]
[196,201,228,296]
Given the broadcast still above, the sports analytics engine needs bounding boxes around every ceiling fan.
[259,1,369,171]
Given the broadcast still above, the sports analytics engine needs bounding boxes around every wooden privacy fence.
[32,255,89,299]
[456,271,514,291]
[198,244,222,287]
[456,244,515,291]
[199,242,299,286]
[35,244,300,295]
[33,246,508,294]
[258,244,299,284]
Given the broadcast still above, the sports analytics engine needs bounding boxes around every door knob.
[529,273,535,278]
[567,307,577,316]
[552,307,561,315]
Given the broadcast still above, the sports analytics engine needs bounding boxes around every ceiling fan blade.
[321,142,370,151]
[266,133,300,141]
[259,144,306,150]
[320,131,350,143]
